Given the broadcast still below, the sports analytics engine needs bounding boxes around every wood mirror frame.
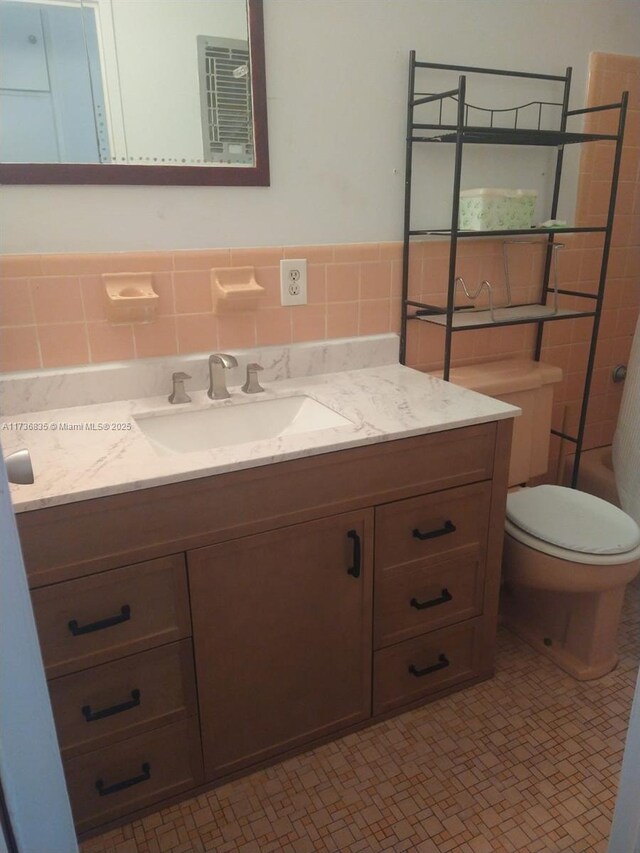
[0,0,269,187]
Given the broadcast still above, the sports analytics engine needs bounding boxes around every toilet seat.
[506,485,640,565]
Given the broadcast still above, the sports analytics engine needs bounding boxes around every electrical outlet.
[280,259,307,306]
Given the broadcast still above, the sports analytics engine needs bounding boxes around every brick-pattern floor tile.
[81,578,639,853]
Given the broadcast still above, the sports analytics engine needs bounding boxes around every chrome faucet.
[242,363,264,394]
[208,353,238,399]
[168,371,191,404]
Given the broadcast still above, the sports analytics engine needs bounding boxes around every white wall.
[1,0,639,253]
[95,0,248,164]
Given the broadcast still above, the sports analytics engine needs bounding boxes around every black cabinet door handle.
[408,654,450,678]
[68,604,131,636]
[95,762,150,797]
[410,588,453,611]
[412,520,456,541]
[347,529,361,578]
[82,689,141,723]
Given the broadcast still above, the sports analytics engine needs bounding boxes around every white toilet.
[444,355,640,680]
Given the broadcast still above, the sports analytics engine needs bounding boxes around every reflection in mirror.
[0,0,254,167]
[0,0,268,184]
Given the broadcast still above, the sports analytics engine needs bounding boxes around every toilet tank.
[436,359,562,487]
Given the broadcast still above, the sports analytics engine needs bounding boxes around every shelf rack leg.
[535,67,572,362]
[400,51,417,365]
[569,90,628,488]
[443,75,467,382]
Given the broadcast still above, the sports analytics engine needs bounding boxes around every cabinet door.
[188,510,373,780]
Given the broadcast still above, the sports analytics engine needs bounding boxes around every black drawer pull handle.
[68,604,131,636]
[95,762,150,797]
[410,588,453,611]
[412,520,456,541]
[408,654,450,678]
[347,529,361,578]
[82,689,141,723]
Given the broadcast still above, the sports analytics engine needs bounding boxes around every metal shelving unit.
[399,55,628,487]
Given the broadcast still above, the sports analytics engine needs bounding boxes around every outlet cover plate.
[280,259,308,306]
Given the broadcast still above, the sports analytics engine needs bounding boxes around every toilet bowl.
[438,349,640,681]
[501,484,640,679]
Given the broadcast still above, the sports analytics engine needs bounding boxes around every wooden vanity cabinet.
[18,419,512,836]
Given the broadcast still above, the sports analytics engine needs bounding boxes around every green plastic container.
[458,188,537,231]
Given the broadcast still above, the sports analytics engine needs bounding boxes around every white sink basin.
[134,395,353,455]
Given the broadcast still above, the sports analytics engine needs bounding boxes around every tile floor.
[82,579,639,853]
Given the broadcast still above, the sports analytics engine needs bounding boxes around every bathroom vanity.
[2,339,517,835]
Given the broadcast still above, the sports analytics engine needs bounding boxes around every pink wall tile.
[326,302,358,338]
[217,313,257,349]
[611,216,633,248]
[80,275,107,322]
[333,243,379,263]
[256,308,292,347]
[87,322,135,363]
[624,246,640,278]
[391,261,403,298]
[175,314,218,354]
[133,316,178,359]
[379,242,403,261]
[254,267,281,307]
[230,247,283,267]
[0,255,43,277]
[358,300,391,336]
[0,327,40,371]
[0,278,34,326]
[153,272,175,316]
[360,261,392,300]
[389,298,402,334]
[173,271,212,314]
[291,305,326,343]
[105,252,173,274]
[31,277,84,324]
[41,253,114,276]
[307,265,326,304]
[173,249,231,271]
[39,323,89,368]
[326,264,359,302]
[283,245,334,263]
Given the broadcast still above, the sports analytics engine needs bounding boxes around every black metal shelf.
[409,226,607,238]
[411,304,596,330]
[399,55,628,487]
[412,126,617,146]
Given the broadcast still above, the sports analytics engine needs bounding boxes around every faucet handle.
[169,371,191,404]
[242,363,265,394]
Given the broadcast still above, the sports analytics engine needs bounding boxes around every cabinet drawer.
[64,717,203,834]
[49,640,197,759]
[373,620,481,715]
[375,481,491,571]
[374,549,484,649]
[31,554,190,679]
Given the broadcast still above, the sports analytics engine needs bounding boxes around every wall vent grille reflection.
[198,35,253,165]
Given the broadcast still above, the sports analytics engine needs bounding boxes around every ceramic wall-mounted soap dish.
[103,272,159,323]
[211,266,265,314]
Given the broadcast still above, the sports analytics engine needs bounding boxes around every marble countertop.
[2,359,518,513]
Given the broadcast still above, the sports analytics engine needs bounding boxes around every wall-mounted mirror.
[0,0,269,185]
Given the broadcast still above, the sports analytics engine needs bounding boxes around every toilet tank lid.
[506,485,640,555]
